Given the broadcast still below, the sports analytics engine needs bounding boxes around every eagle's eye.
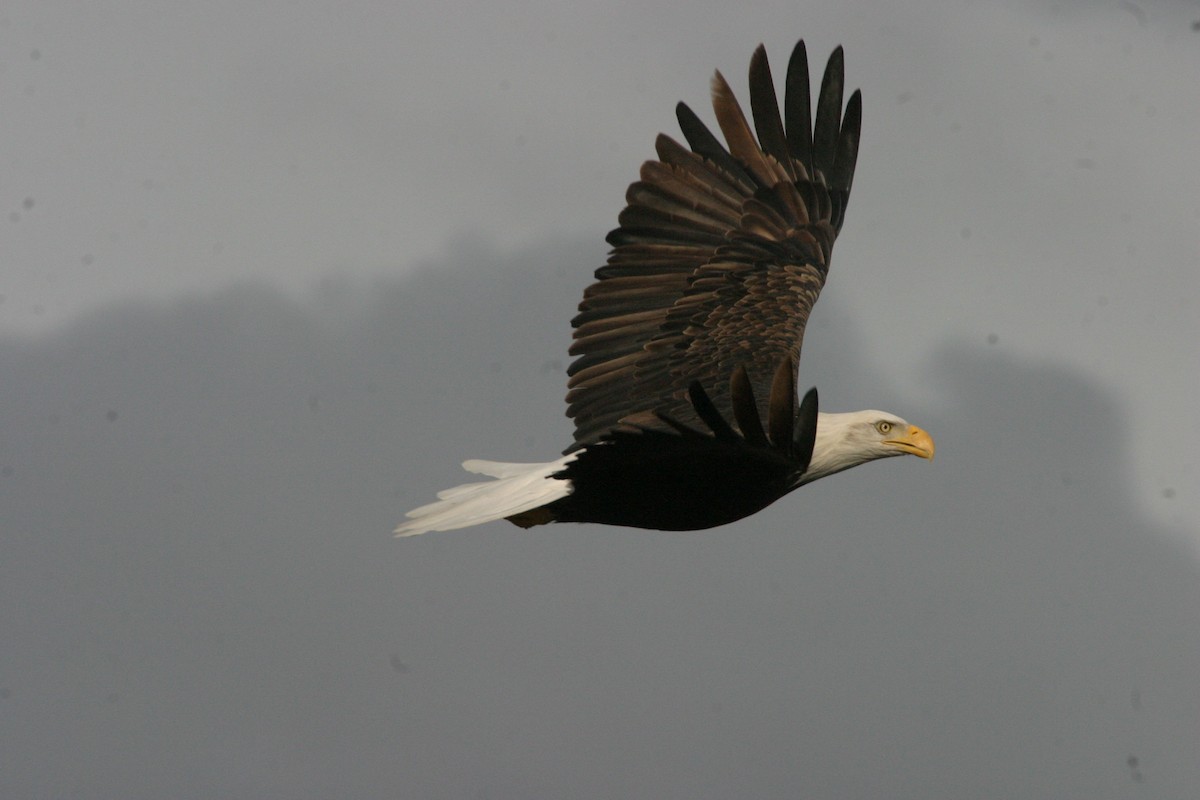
[875,421,893,435]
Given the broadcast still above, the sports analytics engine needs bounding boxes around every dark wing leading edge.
[564,41,862,451]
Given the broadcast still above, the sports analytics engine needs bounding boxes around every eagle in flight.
[396,39,933,535]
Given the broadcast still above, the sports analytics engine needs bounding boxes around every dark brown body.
[508,373,817,531]
[543,428,802,530]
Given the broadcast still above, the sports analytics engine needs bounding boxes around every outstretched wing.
[565,41,861,451]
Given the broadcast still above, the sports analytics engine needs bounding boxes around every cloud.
[1,238,1196,798]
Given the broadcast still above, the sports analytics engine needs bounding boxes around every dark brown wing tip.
[812,45,847,181]
[686,380,740,442]
[731,365,768,446]
[793,387,819,472]
[767,357,796,450]
[748,43,792,176]
[675,100,756,188]
[784,40,813,171]
[830,88,862,195]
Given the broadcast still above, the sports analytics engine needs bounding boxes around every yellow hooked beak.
[884,425,935,461]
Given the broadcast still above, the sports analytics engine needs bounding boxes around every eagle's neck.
[797,411,881,486]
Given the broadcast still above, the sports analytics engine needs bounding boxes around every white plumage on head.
[800,411,932,486]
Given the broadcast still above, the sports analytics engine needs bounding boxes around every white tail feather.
[394,455,577,537]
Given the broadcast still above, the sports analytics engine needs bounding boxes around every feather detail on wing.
[565,41,861,450]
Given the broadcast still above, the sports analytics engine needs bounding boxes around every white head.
[799,410,935,486]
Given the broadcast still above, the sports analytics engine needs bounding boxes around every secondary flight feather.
[396,39,933,535]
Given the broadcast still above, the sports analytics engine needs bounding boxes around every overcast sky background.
[2,1,1198,797]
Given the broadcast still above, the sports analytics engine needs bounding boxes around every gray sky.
[2,1,1198,797]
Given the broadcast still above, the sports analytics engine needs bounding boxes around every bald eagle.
[396,40,933,536]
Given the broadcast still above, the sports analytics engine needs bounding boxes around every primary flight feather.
[396,39,933,536]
